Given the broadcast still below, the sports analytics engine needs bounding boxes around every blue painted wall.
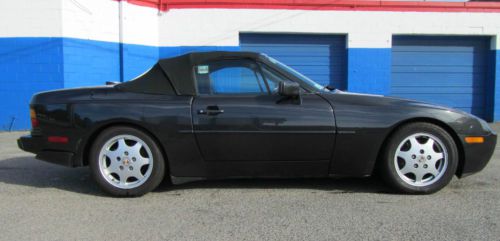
[62,38,121,88]
[0,38,64,130]
[122,43,159,81]
[0,37,160,130]
[0,37,499,130]
[63,38,158,87]
[347,48,391,95]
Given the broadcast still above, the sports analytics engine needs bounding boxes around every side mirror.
[278,81,300,97]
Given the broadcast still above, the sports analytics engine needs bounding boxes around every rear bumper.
[458,132,497,178]
[17,135,75,167]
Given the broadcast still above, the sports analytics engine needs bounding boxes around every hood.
[320,91,492,135]
[323,91,453,112]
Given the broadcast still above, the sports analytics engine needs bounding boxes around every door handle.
[197,106,224,115]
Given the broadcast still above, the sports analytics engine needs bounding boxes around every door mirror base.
[276,95,302,105]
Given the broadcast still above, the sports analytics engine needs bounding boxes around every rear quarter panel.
[70,95,204,177]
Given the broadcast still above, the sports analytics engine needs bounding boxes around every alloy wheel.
[394,133,448,187]
[98,134,153,189]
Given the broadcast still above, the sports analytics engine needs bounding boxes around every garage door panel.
[393,73,485,84]
[391,86,484,95]
[287,65,331,72]
[391,36,490,119]
[240,33,347,90]
[397,93,486,107]
[392,36,488,48]
[393,52,487,66]
[392,45,487,52]
[270,57,333,65]
[452,107,484,118]
[272,55,345,62]
[392,65,486,73]
[305,73,343,80]
[392,85,485,91]
[246,46,334,56]
[308,77,329,85]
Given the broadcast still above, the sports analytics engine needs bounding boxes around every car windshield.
[266,56,327,93]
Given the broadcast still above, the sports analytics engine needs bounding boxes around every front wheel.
[89,126,165,197]
[380,122,458,194]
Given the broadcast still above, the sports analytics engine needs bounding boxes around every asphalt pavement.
[1,126,499,241]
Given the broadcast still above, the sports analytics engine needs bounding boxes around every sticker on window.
[197,65,209,74]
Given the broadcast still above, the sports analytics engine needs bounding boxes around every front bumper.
[458,132,497,178]
[17,135,75,167]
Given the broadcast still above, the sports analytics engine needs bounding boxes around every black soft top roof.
[117,51,264,95]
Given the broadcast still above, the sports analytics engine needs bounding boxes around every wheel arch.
[373,117,465,177]
[80,122,169,172]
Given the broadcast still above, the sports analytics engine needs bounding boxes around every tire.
[380,122,458,194]
[89,126,165,197]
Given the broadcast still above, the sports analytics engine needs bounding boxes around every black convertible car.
[18,51,496,196]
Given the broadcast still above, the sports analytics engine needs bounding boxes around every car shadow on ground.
[158,177,392,195]
[0,156,104,196]
[0,156,393,197]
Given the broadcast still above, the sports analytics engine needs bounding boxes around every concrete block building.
[1,0,500,130]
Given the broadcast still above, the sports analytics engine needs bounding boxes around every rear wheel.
[381,122,458,194]
[89,126,165,197]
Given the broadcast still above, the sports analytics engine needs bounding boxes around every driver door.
[191,58,336,177]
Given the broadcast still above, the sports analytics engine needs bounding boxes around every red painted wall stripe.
[120,0,500,13]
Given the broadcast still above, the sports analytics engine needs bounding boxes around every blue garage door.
[240,33,347,90]
[392,36,490,119]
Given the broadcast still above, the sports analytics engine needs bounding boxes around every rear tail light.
[30,108,39,128]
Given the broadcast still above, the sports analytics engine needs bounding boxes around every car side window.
[195,59,267,95]
[259,64,291,94]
